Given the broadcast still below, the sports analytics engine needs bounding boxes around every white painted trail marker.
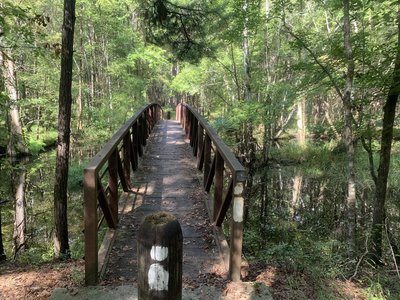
[137,211,182,300]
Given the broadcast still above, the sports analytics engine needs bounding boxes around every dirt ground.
[0,258,371,300]
[0,259,85,300]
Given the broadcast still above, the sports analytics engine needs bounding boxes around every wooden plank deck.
[101,120,228,288]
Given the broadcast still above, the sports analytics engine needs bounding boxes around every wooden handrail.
[84,103,161,285]
[176,103,246,282]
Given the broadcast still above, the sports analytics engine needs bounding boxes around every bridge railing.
[84,103,161,285]
[176,103,246,281]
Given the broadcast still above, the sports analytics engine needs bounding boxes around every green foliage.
[170,63,206,95]
[68,161,87,192]
[139,0,210,62]
[26,128,57,155]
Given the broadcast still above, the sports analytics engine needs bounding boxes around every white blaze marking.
[150,246,168,261]
[233,196,244,222]
[148,263,169,291]
[234,183,244,195]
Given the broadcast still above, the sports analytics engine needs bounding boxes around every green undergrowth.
[27,128,58,155]
[243,141,400,299]
[244,217,399,299]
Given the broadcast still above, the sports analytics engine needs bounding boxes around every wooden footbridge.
[83,103,246,288]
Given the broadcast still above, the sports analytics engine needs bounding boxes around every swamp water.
[0,151,84,262]
[242,158,399,263]
[0,146,398,268]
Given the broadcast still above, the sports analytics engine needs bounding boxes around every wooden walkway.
[101,120,227,288]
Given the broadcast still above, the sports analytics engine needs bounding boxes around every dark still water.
[242,159,399,261]
[0,151,84,263]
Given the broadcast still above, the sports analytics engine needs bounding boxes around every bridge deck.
[101,120,227,288]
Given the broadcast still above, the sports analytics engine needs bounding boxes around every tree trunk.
[12,163,27,259]
[370,0,400,263]
[343,0,356,256]
[53,0,76,258]
[0,204,7,261]
[243,0,251,103]
[0,50,29,157]
[76,11,83,132]
[241,0,256,225]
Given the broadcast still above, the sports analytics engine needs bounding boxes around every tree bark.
[370,0,400,263]
[241,0,256,225]
[76,10,83,132]
[343,0,357,256]
[0,204,7,261]
[12,163,27,259]
[53,0,76,258]
[0,50,30,157]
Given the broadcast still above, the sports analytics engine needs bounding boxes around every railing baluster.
[203,134,211,188]
[185,108,190,136]
[192,119,198,156]
[142,114,148,146]
[214,151,224,221]
[108,149,118,222]
[215,179,233,226]
[197,125,204,169]
[189,113,194,147]
[123,133,131,184]
[117,149,130,192]
[205,154,216,192]
[97,178,116,228]
[137,119,143,157]
[130,128,138,171]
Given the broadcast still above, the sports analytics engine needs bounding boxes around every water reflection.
[0,151,84,262]
[247,164,350,253]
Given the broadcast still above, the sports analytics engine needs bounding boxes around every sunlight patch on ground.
[166,141,186,145]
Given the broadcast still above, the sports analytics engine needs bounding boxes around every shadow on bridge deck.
[101,120,226,288]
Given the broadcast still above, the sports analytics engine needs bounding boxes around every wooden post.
[229,180,244,282]
[196,124,203,165]
[123,133,131,184]
[84,168,98,285]
[192,119,198,156]
[176,104,180,121]
[189,113,195,147]
[137,119,143,157]
[138,212,182,300]
[142,114,148,146]
[214,151,224,221]
[108,149,118,222]
[130,129,138,171]
[203,134,211,188]
[185,108,189,136]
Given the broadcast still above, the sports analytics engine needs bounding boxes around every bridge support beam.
[138,212,183,300]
